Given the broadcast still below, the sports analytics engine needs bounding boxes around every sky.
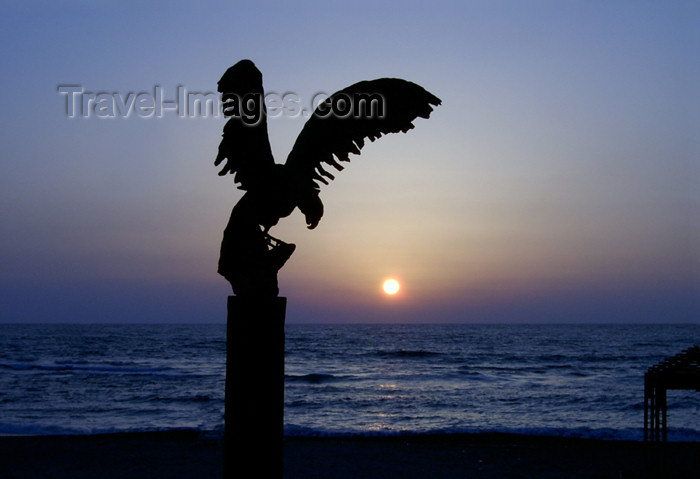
[0,0,698,324]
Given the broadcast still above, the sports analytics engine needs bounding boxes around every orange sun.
[382,279,400,295]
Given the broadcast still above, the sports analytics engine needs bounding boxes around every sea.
[1,323,699,441]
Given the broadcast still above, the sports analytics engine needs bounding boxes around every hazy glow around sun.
[383,279,400,295]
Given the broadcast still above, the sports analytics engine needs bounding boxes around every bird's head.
[217,59,263,96]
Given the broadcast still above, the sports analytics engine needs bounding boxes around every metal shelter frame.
[644,346,700,442]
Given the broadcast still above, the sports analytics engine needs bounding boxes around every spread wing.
[214,113,275,190]
[214,60,275,191]
[284,78,441,188]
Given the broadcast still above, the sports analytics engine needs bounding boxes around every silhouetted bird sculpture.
[215,60,440,297]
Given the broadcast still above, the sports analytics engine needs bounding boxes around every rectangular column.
[224,296,286,478]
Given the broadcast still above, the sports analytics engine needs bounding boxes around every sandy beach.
[1,431,698,479]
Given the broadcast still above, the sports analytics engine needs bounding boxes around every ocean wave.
[0,361,176,376]
[145,394,215,404]
[0,423,90,436]
[374,350,443,359]
[455,368,500,382]
[285,373,349,384]
[282,424,700,442]
[0,423,207,437]
[3,324,698,443]
[3,422,699,443]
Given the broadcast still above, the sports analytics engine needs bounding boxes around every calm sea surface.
[1,324,698,440]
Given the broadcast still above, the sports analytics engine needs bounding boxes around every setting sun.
[382,279,400,295]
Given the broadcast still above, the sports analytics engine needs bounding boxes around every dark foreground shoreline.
[1,431,698,478]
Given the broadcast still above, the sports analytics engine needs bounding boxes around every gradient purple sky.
[0,1,697,323]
